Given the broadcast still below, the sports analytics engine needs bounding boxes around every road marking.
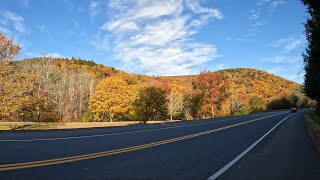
[0,112,279,142]
[207,113,295,180]
[0,113,287,171]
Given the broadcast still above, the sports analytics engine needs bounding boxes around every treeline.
[0,34,316,122]
[214,68,316,115]
[89,70,228,122]
[301,0,320,112]
[1,57,95,122]
[268,90,315,110]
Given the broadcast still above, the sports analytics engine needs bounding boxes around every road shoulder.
[219,111,320,180]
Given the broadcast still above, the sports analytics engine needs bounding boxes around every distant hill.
[216,68,299,98]
[161,68,299,99]
[158,68,302,115]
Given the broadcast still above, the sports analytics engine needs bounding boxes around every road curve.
[0,110,319,179]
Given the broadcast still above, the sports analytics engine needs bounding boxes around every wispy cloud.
[262,33,305,84]
[272,35,305,54]
[26,52,64,58]
[20,0,30,8]
[228,0,286,41]
[266,66,304,84]
[263,35,305,65]
[246,0,286,37]
[35,24,54,41]
[270,1,286,11]
[67,20,79,36]
[1,11,26,33]
[213,64,226,71]
[249,9,261,20]
[283,72,304,84]
[89,0,107,17]
[0,10,29,52]
[43,53,64,58]
[262,55,300,64]
[91,32,110,52]
[36,24,46,33]
[93,0,222,75]
[266,66,284,74]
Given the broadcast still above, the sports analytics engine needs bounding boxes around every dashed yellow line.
[0,112,285,171]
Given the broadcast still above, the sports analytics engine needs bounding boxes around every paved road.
[0,110,319,179]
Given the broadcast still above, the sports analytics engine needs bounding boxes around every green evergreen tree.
[301,0,320,111]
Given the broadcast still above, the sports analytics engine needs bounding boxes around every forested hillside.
[0,34,316,122]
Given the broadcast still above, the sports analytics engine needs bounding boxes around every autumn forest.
[0,34,316,123]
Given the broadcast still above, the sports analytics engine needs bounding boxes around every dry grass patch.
[305,111,320,152]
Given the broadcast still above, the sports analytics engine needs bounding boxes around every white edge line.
[0,118,239,142]
[207,113,295,180]
[0,112,285,142]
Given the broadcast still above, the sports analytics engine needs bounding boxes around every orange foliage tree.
[0,34,23,119]
[191,70,228,118]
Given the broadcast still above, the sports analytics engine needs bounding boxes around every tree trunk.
[170,90,173,121]
[211,104,214,118]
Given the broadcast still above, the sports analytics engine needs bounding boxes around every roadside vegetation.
[305,111,320,151]
[0,121,180,131]
[0,34,316,124]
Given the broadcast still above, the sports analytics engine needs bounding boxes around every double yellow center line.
[0,113,285,171]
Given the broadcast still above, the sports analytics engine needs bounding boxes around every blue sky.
[0,0,307,83]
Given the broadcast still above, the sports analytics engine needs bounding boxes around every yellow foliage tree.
[89,76,138,122]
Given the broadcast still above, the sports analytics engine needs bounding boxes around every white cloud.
[263,34,305,84]
[1,11,26,33]
[89,0,102,16]
[34,24,54,41]
[89,0,107,17]
[242,0,286,38]
[266,66,304,83]
[284,39,305,54]
[116,42,217,75]
[266,66,284,74]
[186,0,223,19]
[91,32,110,52]
[283,73,304,84]
[270,1,286,11]
[213,64,226,71]
[257,0,285,8]
[262,55,300,64]
[104,0,183,32]
[129,17,187,47]
[43,53,64,58]
[249,14,260,20]
[0,10,29,53]
[257,0,272,6]
[265,66,304,84]
[272,35,305,53]
[25,52,64,58]
[36,24,46,33]
[94,0,222,75]
[20,0,30,8]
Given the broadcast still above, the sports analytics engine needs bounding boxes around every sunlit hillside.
[1,57,314,122]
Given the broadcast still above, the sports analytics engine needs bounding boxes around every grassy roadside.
[0,110,287,131]
[305,110,320,152]
[0,120,181,131]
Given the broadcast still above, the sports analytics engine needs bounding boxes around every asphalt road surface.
[0,110,319,179]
